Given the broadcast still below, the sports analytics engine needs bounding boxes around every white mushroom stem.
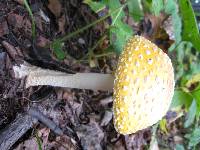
[13,62,114,91]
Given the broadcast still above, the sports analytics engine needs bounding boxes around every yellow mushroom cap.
[113,35,174,135]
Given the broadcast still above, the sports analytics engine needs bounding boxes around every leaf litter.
[0,0,195,149]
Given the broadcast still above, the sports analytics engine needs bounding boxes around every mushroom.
[13,35,174,135]
[113,36,174,134]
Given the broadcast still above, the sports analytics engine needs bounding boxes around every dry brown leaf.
[14,0,24,5]
[0,19,8,37]
[47,135,77,150]
[2,41,20,60]
[58,14,66,34]
[141,14,173,52]
[112,139,126,150]
[141,14,167,39]
[48,0,62,17]
[124,130,150,150]
[162,16,174,40]
[34,15,43,32]
[14,137,39,150]
[7,13,24,28]
[173,135,183,145]
[75,119,104,149]
[36,36,50,48]
[38,127,51,147]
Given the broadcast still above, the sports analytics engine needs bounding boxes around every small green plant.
[23,0,36,39]
[50,2,128,60]
[35,131,43,150]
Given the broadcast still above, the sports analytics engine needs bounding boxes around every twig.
[0,114,37,150]
[28,107,63,135]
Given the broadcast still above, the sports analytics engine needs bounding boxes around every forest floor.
[0,0,192,149]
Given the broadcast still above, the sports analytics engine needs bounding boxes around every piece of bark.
[0,107,64,150]
[0,114,37,150]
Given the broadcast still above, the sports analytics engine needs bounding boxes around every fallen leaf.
[2,41,19,60]
[34,15,43,32]
[47,135,77,150]
[58,14,66,34]
[14,137,40,150]
[38,127,50,145]
[174,135,183,145]
[14,0,24,5]
[141,14,166,39]
[124,130,150,149]
[75,119,104,149]
[48,0,62,17]
[7,13,23,28]
[111,138,126,150]
[0,19,8,37]
[162,16,174,40]
[36,36,50,48]
[141,14,173,52]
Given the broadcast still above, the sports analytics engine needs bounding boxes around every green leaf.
[51,40,65,60]
[23,0,36,39]
[184,99,197,128]
[185,127,200,148]
[171,13,182,43]
[127,0,144,21]
[186,73,200,88]
[83,0,106,13]
[110,23,133,54]
[178,0,200,51]
[108,0,123,24]
[164,0,176,14]
[141,0,152,13]
[191,89,200,117]
[176,42,192,62]
[164,0,182,50]
[83,0,133,53]
[159,119,168,134]
[151,0,164,16]
[107,0,133,53]
[174,42,192,81]
[35,131,43,150]
[175,144,185,150]
[170,90,193,110]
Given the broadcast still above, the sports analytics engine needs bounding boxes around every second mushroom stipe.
[14,35,175,135]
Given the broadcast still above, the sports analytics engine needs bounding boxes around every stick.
[0,114,37,150]
[28,107,63,135]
